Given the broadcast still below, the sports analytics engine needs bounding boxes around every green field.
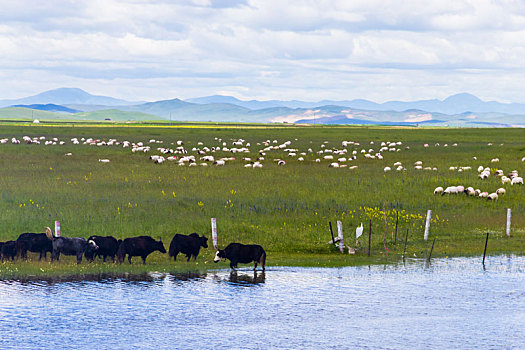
[0,123,524,277]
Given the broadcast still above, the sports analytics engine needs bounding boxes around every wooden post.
[402,229,409,259]
[368,219,372,257]
[211,218,218,249]
[337,220,344,253]
[424,210,432,241]
[54,220,61,238]
[506,208,511,237]
[329,221,335,245]
[482,232,489,266]
[394,210,399,244]
[427,238,436,262]
[383,210,387,248]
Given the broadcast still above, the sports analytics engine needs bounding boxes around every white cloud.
[1,0,525,103]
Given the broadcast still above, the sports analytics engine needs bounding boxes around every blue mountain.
[11,104,80,113]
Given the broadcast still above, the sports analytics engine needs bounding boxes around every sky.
[1,0,525,103]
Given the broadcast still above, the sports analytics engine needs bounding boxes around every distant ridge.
[186,93,525,115]
[0,88,140,108]
[0,87,523,126]
[12,104,80,114]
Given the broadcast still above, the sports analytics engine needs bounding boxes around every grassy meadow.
[0,122,524,277]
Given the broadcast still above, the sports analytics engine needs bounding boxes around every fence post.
[55,220,61,237]
[506,208,511,237]
[211,218,218,249]
[424,210,432,241]
[337,220,344,253]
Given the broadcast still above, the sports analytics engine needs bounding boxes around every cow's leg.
[103,255,107,262]
[141,255,147,264]
[128,255,132,264]
[254,261,258,271]
[230,261,237,270]
[186,254,191,262]
[173,252,177,261]
[76,253,82,264]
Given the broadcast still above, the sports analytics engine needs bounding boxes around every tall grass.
[0,124,524,275]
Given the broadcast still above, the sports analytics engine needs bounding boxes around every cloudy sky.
[1,0,525,103]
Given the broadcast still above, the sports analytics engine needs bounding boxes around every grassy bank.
[0,123,524,278]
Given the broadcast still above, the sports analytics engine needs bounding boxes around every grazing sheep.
[434,186,444,195]
[277,160,286,166]
[479,192,489,198]
[384,166,391,172]
[98,159,110,163]
[496,188,506,195]
[511,177,523,185]
[443,186,459,195]
[487,193,499,201]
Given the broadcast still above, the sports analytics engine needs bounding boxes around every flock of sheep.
[2,134,524,202]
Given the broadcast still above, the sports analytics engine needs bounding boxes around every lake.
[1,256,524,349]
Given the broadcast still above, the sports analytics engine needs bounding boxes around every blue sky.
[1,0,525,102]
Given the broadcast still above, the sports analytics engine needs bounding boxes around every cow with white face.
[214,243,266,271]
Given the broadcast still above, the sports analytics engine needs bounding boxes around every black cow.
[16,231,53,260]
[214,243,266,271]
[51,237,98,264]
[1,241,17,261]
[168,233,208,261]
[116,236,166,264]
[85,235,121,262]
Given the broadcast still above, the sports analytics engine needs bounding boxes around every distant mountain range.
[0,88,140,107]
[187,92,525,115]
[0,88,524,126]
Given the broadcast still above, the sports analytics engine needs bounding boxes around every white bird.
[356,223,363,239]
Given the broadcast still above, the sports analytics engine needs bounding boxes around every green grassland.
[0,123,524,278]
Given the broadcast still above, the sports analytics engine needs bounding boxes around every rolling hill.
[0,88,524,126]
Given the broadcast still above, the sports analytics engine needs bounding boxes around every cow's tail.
[260,250,266,271]
[45,227,53,240]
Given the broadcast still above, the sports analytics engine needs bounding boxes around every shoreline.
[1,251,522,280]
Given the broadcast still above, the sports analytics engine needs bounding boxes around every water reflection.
[0,257,525,349]
[228,270,265,285]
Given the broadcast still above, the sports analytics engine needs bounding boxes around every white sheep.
[434,186,444,194]
[496,188,506,195]
[487,193,498,201]
[443,186,459,195]
[511,177,523,185]
[98,159,110,163]
[384,167,391,172]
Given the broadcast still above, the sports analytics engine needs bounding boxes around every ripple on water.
[0,256,524,349]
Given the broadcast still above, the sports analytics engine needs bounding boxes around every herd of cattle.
[0,229,266,270]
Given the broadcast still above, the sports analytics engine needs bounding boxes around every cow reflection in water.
[228,270,265,285]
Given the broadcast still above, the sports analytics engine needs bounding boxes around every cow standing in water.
[214,243,266,271]
[117,236,166,264]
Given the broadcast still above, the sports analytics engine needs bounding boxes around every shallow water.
[1,256,524,349]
